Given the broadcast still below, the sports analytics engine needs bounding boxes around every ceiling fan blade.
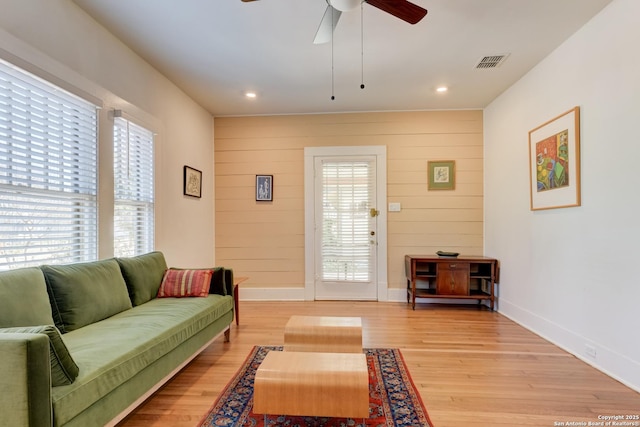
[313,5,342,44]
[241,0,259,2]
[365,0,427,24]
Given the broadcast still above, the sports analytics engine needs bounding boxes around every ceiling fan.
[241,0,428,44]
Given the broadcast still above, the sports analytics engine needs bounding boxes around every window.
[0,59,98,269]
[113,115,154,257]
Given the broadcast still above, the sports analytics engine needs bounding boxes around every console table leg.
[411,280,416,310]
[406,279,410,303]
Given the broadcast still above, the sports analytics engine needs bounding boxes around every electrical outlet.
[585,344,597,359]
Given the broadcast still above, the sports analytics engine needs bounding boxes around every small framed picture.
[183,165,202,198]
[428,160,455,190]
[256,175,273,201]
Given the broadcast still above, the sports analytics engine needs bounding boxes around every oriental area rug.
[198,346,433,427]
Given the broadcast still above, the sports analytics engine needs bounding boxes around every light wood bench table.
[283,315,363,353]
[253,350,369,420]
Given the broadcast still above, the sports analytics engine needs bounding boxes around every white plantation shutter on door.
[113,116,154,257]
[0,59,98,269]
[321,159,374,282]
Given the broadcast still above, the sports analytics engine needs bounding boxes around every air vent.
[475,54,510,69]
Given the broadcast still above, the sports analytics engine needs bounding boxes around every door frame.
[304,145,388,301]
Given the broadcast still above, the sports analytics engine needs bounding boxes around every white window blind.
[321,159,374,282]
[0,59,98,269]
[113,116,154,257]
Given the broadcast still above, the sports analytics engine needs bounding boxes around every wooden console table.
[404,255,499,310]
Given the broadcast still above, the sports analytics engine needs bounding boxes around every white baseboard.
[239,287,306,301]
[243,287,394,302]
[499,298,640,393]
[387,288,406,302]
[242,287,488,306]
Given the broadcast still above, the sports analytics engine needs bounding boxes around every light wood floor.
[117,301,640,427]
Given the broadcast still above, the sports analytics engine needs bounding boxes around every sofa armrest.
[224,268,234,299]
[0,333,52,427]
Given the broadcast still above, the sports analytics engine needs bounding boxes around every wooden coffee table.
[253,350,369,420]
[283,315,362,353]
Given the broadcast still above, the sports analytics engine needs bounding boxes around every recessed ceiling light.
[436,86,448,93]
[245,92,257,99]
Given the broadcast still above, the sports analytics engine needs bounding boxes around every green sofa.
[0,251,234,427]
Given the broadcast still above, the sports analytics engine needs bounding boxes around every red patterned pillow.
[157,268,212,298]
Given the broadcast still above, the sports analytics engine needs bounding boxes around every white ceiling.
[73,0,612,117]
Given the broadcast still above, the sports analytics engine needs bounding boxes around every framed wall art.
[528,106,581,211]
[428,160,455,190]
[256,175,273,201]
[183,165,202,198]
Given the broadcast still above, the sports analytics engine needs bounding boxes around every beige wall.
[0,0,216,267]
[215,110,484,296]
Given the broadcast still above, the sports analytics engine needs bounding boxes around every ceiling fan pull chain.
[360,1,365,90]
[331,5,335,100]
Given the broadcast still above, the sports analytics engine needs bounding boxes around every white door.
[313,155,378,300]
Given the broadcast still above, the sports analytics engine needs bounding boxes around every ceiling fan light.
[328,0,361,12]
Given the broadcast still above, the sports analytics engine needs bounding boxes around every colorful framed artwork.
[256,175,273,201]
[183,165,202,198]
[428,160,455,191]
[528,106,581,211]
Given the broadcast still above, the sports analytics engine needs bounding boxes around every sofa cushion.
[116,251,168,306]
[0,325,79,386]
[158,268,213,298]
[0,267,56,328]
[210,267,226,295]
[223,268,234,297]
[41,259,132,332]
[51,294,234,426]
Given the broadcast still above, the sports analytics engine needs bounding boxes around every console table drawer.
[436,263,470,295]
[437,262,470,271]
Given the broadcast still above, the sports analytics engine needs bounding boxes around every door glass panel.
[320,160,374,282]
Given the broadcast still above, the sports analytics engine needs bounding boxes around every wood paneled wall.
[214,110,483,293]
